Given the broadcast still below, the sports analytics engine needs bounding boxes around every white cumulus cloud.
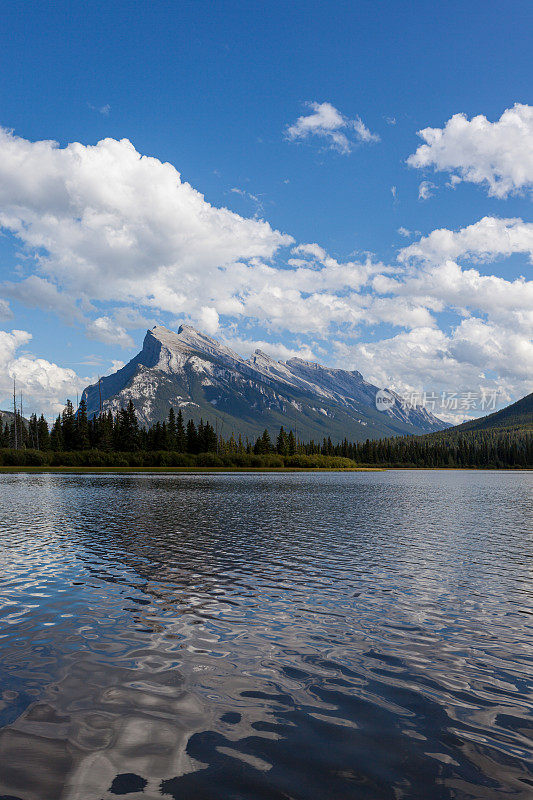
[198,306,220,335]
[222,335,318,363]
[0,128,293,318]
[336,321,532,422]
[407,103,533,198]
[0,329,83,415]
[86,316,135,348]
[399,216,533,264]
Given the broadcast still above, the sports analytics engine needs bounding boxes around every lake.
[0,470,531,799]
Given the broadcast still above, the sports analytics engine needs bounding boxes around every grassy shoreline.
[0,465,383,473]
[0,465,530,473]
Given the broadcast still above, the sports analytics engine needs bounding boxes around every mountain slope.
[81,325,447,442]
[0,410,29,429]
[426,392,533,437]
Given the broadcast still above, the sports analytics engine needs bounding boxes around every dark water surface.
[0,471,531,800]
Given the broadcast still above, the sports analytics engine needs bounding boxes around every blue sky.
[0,0,532,420]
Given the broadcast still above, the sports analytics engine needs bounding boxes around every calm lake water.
[0,470,531,800]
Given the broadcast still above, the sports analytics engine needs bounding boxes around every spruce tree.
[186,419,198,453]
[126,400,139,450]
[50,416,63,450]
[276,426,288,455]
[153,421,165,450]
[262,429,272,452]
[160,421,168,450]
[97,411,114,451]
[287,430,296,455]
[204,421,217,452]
[28,414,39,449]
[197,419,206,452]
[76,398,90,450]
[117,400,140,451]
[14,411,29,448]
[167,408,177,450]
[254,429,272,454]
[62,400,76,450]
[37,415,50,450]
[176,409,186,452]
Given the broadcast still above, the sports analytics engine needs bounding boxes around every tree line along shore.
[0,399,531,469]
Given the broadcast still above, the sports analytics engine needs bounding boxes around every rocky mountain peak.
[81,323,448,438]
[286,356,324,370]
[250,349,279,365]
[146,324,241,363]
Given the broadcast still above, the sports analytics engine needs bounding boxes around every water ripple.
[0,470,531,799]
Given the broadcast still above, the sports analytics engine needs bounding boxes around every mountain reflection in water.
[0,471,531,800]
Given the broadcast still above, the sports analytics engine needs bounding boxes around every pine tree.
[117,400,140,451]
[186,419,198,453]
[167,408,177,450]
[176,409,186,452]
[127,400,139,450]
[96,411,114,451]
[62,400,76,450]
[76,398,90,450]
[28,414,39,449]
[37,415,50,450]
[50,416,63,450]
[287,430,296,455]
[262,429,272,452]
[276,426,288,455]
[204,421,217,452]
[14,411,29,448]
[254,429,272,454]
[194,418,217,452]
[152,421,161,449]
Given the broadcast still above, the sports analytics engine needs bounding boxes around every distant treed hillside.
[425,393,533,438]
[393,392,533,468]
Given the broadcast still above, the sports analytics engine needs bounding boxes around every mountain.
[426,392,533,437]
[81,325,447,442]
[0,410,29,429]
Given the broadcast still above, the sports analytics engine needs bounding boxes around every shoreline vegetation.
[1,398,531,470]
[0,464,382,473]
[0,465,531,474]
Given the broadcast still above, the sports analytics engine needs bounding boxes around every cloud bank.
[0,125,531,419]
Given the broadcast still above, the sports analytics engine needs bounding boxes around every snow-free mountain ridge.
[81,325,447,441]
